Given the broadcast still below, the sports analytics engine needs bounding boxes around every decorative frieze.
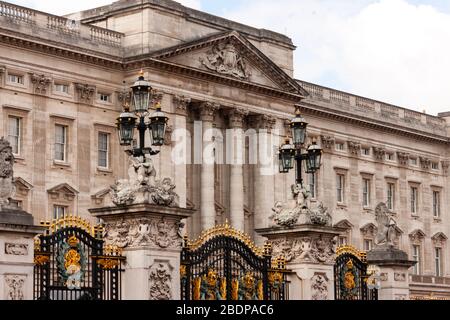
[347,141,361,155]
[5,275,25,300]
[311,274,328,300]
[30,73,51,95]
[103,217,183,249]
[397,152,410,166]
[75,83,96,104]
[373,147,386,161]
[149,262,172,300]
[271,235,337,264]
[5,243,28,255]
[320,135,334,150]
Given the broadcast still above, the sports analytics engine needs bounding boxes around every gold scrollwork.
[336,245,365,260]
[39,215,103,239]
[231,278,239,300]
[97,258,120,270]
[34,254,50,266]
[193,277,201,300]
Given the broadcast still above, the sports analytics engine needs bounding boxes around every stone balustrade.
[0,1,123,54]
[298,80,447,137]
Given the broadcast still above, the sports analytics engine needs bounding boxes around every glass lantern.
[290,107,308,146]
[279,140,295,173]
[116,111,136,146]
[306,142,322,173]
[149,103,169,146]
[130,72,152,114]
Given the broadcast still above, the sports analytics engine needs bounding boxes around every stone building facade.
[0,0,449,298]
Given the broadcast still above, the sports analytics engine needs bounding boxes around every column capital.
[200,102,220,122]
[249,113,277,132]
[30,73,52,95]
[151,89,164,105]
[228,108,249,128]
[173,95,191,116]
[75,83,96,104]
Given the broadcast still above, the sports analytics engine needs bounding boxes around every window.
[432,162,439,170]
[410,186,418,215]
[433,191,441,218]
[54,124,67,162]
[53,205,67,219]
[98,93,111,102]
[337,174,345,203]
[8,116,21,155]
[412,245,421,275]
[435,248,443,277]
[362,148,370,156]
[339,236,348,246]
[54,83,69,94]
[362,178,370,207]
[308,173,317,199]
[410,158,418,166]
[387,183,395,211]
[335,142,345,151]
[364,239,373,251]
[8,74,23,85]
[386,153,395,161]
[98,132,109,168]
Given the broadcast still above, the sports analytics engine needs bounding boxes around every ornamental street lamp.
[116,72,169,157]
[279,106,323,186]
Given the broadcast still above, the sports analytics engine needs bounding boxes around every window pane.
[8,117,20,154]
[98,133,109,168]
[55,125,66,161]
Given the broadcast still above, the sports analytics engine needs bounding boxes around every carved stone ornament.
[441,161,449,175]
[110,155,179,207]
[311,274,328,300]
[5,243,28,255]
[347,141,361,155]
[270,184,332,228]
[419,157,431,170]
[103,218,184,249]
[30,73,51,95]
[173,95,191,116]
[397,152,409,165]
[228,108,249,128]
[0,137,15,207]
[373,147,386,161]
[380,273,388,281]
[394,273,406,282]
[118,89,131,106]
[149,262,172,300]
[374,202,397,248]
[409,229,426,244]
[320,135,335,149]
[200,41,251,79]
[75,83,96,104]
[271,235,337,264]
[5,275,25,300]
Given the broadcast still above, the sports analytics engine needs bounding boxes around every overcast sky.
[8,0,450,115]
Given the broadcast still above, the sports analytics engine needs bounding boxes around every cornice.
[300,102,448,144]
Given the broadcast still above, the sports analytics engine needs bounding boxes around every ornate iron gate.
[34,216,125,300]
[181,221,288,300]
[334,245,378,300]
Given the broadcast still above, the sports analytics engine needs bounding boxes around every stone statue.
[309,202,332,226]
[269,201,301,227]
[110,154,179,207]
[0,137,15,207]
[374,202,397,247]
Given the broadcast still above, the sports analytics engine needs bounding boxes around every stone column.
[367,247,415,300]
[252,114,277,244]
[90,204,194,300]
[173,95,191,209]
[257,225,341,300]
[0,209,44,300]
[228,108,249,231]
[200,102,219,230]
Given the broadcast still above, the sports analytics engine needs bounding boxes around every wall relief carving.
[149,262,172,300]
[0,137,15,208]
[30,73,51,95]
[103,218,184,249]
[200,42,251,79]
[5,275,25,300]
[311,274,328,300]
[5,243,28,255]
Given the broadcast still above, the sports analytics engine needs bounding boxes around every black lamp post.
[116,72,169,157]
[279,106,323,186]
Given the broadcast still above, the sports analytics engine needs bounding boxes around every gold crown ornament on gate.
[68,235,80,247]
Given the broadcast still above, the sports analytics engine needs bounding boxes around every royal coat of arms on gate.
[339,259,359,300]
[56,235,87,290]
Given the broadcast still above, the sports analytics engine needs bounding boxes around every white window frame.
[54,83,69,94]
[362,178,370,207]
[387,182,395,211]
[53,205,67,219]
[337,174,345,203]
[435,247,443,277]
[339,236,348,246]
[410,158,418,166]
[432,162,439,170]
[335,142,345,151]
[308,172,317,199]
[7,73,24,85]
[54,124,67,162]
[386,153,395,161]
[410,186,418,215]
[433,190,441,218]
[412,245,421,275]
[363,239,373,251]
[8,116,21,156]
[98,132,109,169]
[361,147,370,156]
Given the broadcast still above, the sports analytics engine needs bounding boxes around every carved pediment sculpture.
[47,183,79,201]
[409,229,426,244]
[200,41,251,80]
[431,232,447,247]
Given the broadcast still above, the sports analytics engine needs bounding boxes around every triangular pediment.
[334,219,353,230]
[13,177,33,191]
[152,31,308,96]
[47,183,79,196]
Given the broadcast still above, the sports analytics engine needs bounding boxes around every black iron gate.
[181,221,288,300]
[34,216,125,300]
[334,245,378,300]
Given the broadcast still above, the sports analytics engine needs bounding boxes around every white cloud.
[223,0,450,115]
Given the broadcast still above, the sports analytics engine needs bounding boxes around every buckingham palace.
[0,0,449,301]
